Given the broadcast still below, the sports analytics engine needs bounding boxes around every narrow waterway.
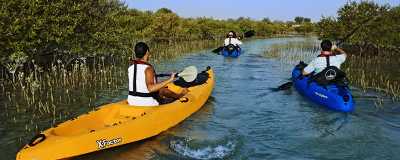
[2,37,400,160]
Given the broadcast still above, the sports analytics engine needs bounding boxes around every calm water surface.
[2,37,400,160]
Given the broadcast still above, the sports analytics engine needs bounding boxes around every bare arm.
[236,38,242,45]
[332,46,347,63]
[302,60,315,76]
[332,45,346,56]
[145,67,175,93]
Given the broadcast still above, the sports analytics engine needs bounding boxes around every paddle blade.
[244,30,255,38]
[212,46,223,53]
[277,82,293,90]
[178,66,198,82]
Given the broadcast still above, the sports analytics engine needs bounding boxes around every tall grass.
[343,54,400,100]
[150,40,220,62]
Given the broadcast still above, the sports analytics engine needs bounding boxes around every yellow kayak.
[17,68,215,160]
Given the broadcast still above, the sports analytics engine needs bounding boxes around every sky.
[123,0,400,22]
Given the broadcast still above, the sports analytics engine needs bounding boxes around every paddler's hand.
[332,45,346,55]
[331,44,338,51]
[180,88,189,96]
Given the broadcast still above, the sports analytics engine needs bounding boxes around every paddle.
[244,30,255,38]
[211,30,256,53]
[157,66,198,82]
[212,46,224,54]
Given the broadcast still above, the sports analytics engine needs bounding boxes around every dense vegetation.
[0,0,316,77]
[317,1,400,54]
[317,1,400,98]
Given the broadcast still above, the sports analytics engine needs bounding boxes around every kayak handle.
[179,97,189,103]
[28,133,46,147]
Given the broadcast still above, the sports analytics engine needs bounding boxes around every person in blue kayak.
[128,42,188,106]
[302,40,346,75]
[301,40,347,85]
[224,31,242,47]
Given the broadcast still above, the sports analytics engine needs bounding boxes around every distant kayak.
[291,63,354,112]
[222,45,241,57]
[16,67,215,160]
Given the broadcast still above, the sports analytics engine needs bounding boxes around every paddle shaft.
[156,73,178,77]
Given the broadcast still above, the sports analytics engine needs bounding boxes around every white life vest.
[224,38,242,46]
[127,62,159,106]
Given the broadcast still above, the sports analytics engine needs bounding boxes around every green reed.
[263,38,320,71]
[0,40,219,142]
[342,54,400,100]
[150,40,220,62]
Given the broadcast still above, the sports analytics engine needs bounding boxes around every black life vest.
[310,55,347,86]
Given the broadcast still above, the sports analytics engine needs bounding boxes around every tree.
[294,16,311,24]
[317,17,344,40]
[0,0,127,68]
[155,8,173,14]
[146,11,180,42]
[294,23,314,34]
[316,1,399,50]
[262,17,271,24]
[0,1,300,75]
[294,17,304,24]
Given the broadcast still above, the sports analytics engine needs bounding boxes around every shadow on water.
[3,37,400,160]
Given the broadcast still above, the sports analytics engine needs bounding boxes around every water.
[2,37,400,160]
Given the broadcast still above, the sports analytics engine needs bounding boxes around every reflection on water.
[2,37,400,160]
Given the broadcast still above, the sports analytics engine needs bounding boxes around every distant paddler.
[223,31,242,52]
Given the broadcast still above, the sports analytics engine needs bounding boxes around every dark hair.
[134,42,149,58]
[321,40,332,51]
[226,31,237,38]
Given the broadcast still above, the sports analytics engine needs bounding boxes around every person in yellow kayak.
[128,42,188,106]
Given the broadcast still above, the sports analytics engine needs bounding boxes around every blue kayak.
[291,65,354,112]
[222,46,241,57]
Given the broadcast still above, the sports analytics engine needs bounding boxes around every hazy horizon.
[123,0,399,22]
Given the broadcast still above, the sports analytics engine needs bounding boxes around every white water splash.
[170,139,236,160]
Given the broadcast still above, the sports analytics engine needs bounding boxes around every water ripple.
[169,137,238,160]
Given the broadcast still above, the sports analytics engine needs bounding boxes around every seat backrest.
[310,66,347,86]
